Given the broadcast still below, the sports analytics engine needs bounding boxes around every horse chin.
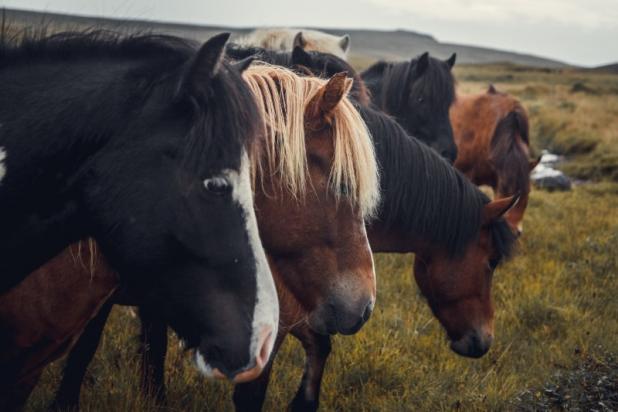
[307,311,337,336]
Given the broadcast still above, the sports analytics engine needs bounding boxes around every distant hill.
[591,63,618,74]
[2,8,568,68]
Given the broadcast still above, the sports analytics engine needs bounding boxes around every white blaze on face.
[195,151,279,377]
[0,147,6,184]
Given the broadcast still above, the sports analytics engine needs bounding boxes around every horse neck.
[0,59,140,286]
[366,220,428,253]
[363,106,483,256]
[362,62,405,116]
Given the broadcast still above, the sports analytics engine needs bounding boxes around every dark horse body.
[361,53,458,162]
[0,31,280,409]
[451,85,537,234]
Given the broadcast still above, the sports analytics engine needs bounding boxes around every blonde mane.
[242,63,379,217]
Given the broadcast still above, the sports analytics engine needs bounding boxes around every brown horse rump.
[0,240,117,407]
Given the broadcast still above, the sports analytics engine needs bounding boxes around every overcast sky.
[3,0,617,67]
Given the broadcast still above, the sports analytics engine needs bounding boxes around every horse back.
[451,91,531,185]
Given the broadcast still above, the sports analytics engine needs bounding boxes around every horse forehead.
[307,128,335,155]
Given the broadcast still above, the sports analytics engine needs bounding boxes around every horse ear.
[339,34,350,52]
[445,53,456,69]
[233,56,254,74]
[293,31,307,49]
[415,52,429,76]
[179,32,230,96]
[482,194,521,225]
[292,45,312,67]
[529,156,541,172]
[488,84,497,94]
[308,72,350,121]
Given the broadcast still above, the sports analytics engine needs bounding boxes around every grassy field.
[21,58,618,410]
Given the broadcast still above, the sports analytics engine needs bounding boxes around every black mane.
[361,105,516,261]
[363,55,455,114]
[0,30,196,65]
[0,31,260,171]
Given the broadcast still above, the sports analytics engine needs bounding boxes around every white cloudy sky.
[4,0,617,66]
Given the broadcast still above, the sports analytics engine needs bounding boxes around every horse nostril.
[450,330,492,358]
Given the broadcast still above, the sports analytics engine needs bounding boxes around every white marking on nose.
[223,151,279,368]
[0,147,6,184]
[194,351,215,378]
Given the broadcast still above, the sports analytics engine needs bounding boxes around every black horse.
[0,31,278,384]
[362,52,458,162]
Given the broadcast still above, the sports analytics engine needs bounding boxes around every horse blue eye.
[204,176,231,195]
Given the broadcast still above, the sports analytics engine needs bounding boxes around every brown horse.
[222,48,518,412]
[451,84,538,235]
[44,64,380,410]
[237,105,519,412]
[0,240,117,411]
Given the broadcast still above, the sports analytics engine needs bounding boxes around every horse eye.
[417,96,424,103]
[203,176,231,195]
[339,183,351,196]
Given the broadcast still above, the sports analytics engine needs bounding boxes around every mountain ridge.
[2,7,570,68]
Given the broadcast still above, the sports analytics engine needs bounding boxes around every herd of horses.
[0,26,537,411]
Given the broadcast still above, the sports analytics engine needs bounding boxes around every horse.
[0,30,280,401]
[0,241,117,411]
[46,63,380,410]
[450,84,538,235]
[219,47,518,411]
[361,52,459,162]
[227,43,371,106]
[237,28,351,60]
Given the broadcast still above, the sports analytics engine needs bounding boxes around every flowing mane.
[0,30,261,172]
[489,102,531,198]
[360,105,516,260]
[243,63,380,217]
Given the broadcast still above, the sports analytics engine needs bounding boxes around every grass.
[26,182,618,411]
[20,62,618,410]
